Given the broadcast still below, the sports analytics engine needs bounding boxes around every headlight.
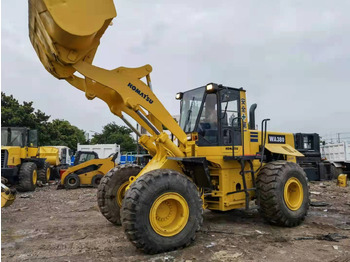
[175,92,183,100]
[206,84,214,91]
[206,83,218,93]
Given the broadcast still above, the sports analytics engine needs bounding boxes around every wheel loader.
[59,151,119,189]
[28,0,310,254]
[1,127,54,191]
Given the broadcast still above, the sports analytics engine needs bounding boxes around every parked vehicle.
[77,143,120,162]
[294,133,332,181]
[1,127,51,191]
[321,142,350,177]
[58,151,119,189]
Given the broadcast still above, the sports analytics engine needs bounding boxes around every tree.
[1,92,50,129]
[91,122,137,153]
[1,92,86,150]
[45,119,87,150]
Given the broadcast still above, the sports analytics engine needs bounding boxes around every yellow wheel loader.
[59,152,119,189]
[28,0,310,254]
[1,127,53,191]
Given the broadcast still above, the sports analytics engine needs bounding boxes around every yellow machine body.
[1,146,37,166]
[29,0,305,211]
[60,156,116,187]
[1,183,16,208]
[38,147,60,166]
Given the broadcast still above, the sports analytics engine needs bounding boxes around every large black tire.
[91,174,104,188]
[97,164,142,225]
[17,162,37,192]
[256,161,309,227]
[64,173,80,189]
[38,162,51,184]
[330,165,343,179]
[121,169,203,254]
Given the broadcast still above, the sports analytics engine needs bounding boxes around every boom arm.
[29,0,187,158]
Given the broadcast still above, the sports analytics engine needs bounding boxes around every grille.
[1,150,7,168]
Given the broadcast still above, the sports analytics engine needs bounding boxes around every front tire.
[38,162,51,184]
[17,162,37,192]
[97,164,142,225]
[121,169,203,254]
[257,161,309,227]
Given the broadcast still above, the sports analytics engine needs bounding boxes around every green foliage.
[91,122,136,153]
[1,92,50,129]
[43,119,87,150]
[1,92,86,150]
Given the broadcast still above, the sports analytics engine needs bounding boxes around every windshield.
[1,129,25,147]
[1,130,9,146]
[179,87,205,132]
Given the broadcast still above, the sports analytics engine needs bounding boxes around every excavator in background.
[58,151,119,189]
[29,0,310,254]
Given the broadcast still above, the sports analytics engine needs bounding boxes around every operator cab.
[177,83,245,147]
[1,127,38,147]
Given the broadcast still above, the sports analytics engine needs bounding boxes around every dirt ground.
[2,180,350,262]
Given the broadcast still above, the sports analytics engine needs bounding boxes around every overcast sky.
[2,1,350,140]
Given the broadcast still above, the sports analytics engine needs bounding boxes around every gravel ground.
[1,180,350,262]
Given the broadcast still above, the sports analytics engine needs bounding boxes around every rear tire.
[97,164,142,225]
[121,169,203,254]
[17,162,37,192]
[64,173,80,189]
[38,162,51,184]
[257,161,309,227]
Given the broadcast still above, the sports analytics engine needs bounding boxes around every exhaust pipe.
[249,103,257,130]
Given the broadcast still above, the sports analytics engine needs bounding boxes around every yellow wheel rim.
[33,169,37,185]
[116,181,129,207]
[149,192,189,237]
[284,177,303,211]
[46,168,51,181]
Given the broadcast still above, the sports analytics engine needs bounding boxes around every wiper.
[183,97,195,132]
[221,101,228,120]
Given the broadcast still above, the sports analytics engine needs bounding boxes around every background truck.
[321,142,350,177]
[76,143,120,164]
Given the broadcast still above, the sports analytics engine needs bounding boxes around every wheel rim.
[284,177,303,211]
[116,181,129,207]
[32,169,37,185]
[68,177,76,186]
[149,192,189,237]
[46,168,51,181]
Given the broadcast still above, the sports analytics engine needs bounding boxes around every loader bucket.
[28,0,116,79]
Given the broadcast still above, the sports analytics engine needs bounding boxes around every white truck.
[321,142,350,177]
[77,143,121,163]
[52,146,73,166]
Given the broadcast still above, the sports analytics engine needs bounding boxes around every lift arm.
[28,0,187,157]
